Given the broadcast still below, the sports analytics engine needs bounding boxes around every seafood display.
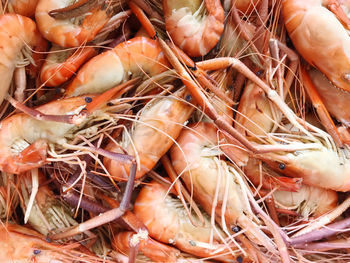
[1,0,350,262]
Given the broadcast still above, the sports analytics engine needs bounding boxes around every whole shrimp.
[35,0,112,47]
[134,179,246,262]
[170,122,275,252]
[162,0,225,57]
[282,0,350,92]
[65,36,170,97]
[0,14,46,105]
[104,88,194,181]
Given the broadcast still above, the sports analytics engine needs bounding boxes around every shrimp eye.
[237,256,243,263]
[85,97,93,103]
[189,240,196,246]
[231,226,241,233]
[185,94,192,102]
[278,163,286,170]
[33,249,41,255]
[256,70,264,76]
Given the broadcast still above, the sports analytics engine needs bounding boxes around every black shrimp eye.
[33,249,41,255]
[237,256,243,263]
[232,226,241,233]
[85,97,93,103]
[279,163,286,170]
[185,94,192,102]
[256,70,264,76]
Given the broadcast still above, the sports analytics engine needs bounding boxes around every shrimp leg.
[300,66,343,146]
[50,161,137,240]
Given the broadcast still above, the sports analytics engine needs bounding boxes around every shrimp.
[272,184,338,219]
[170,122,275,252]
[282,0,350,92]
[35,0,111,47]
[0,14,46,105]
[0,80,132,174]
[162,0,225,57]
[65,37,170,97]
[103,88,194,180]
[6,0,39,17]
[40,45,96,87]
[0,223,106,262]
[133,179,246,262]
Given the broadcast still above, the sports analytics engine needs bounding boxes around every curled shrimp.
[104,88,194,180]
[65,37,170,97]
[282,0,350,92]
[170,122,275,252]
[134,179,244,262]
[0,14,46,105]
[35,0,111,47]
[163,0,225,57]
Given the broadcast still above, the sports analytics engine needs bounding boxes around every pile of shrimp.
[2,0,350,262]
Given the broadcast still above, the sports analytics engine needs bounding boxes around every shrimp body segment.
[104,89,194,180]
[163,0,225,57]
[65,37,170,96]
[273,184,338,218]
[282,0,350,92]
[35,0,109,47]
[40,45,97,87]
[0,95,97,174]
[0,14,46,105]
